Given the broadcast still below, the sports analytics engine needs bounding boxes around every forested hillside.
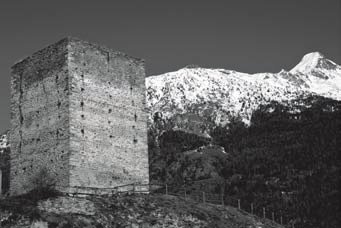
[149,96,341,228]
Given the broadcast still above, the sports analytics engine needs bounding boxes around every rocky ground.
[0,193,283,228]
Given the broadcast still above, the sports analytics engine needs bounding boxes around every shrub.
[27,167,59,200]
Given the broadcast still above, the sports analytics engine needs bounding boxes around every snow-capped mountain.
[146,52,341,125]
[289,52,341,99]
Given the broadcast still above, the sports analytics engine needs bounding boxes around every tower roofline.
[11,36,145,70]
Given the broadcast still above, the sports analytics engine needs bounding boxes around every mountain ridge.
[146,52,341,126]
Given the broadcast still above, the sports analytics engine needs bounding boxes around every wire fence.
[64,180,297,228]
[153,183,292,227]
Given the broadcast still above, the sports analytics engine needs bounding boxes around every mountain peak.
[304,51,325,59]
[290,52,327,73]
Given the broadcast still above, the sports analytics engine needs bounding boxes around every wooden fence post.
[165,184,168,195]
[263,207,266,218]
[0,169,2,195]
[132,183,136,193]
[221,193,224,206]
[272,212,275,221]
[280,216,283,225]
[251,203,254,214]
[184,186,187,200]
[202,192,206,203]
[238,199,241,210]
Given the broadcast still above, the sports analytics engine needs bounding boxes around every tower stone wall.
[10,39,70,195]
[67,39,148,189]
[10,38,149,195]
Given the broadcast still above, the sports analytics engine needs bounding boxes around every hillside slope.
[0,193,282,228]
[147,95,341,228]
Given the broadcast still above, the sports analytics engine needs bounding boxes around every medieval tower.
[10,37,149,195]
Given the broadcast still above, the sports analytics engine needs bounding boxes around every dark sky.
[0,0,340,132]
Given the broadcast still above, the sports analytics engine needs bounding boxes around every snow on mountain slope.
[0,132,9,154]
[290,52,341,99]
[146,52,341,125]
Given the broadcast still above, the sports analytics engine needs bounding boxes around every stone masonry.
[10,37,149,195]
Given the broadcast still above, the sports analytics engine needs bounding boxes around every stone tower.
[10,37,149,195]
